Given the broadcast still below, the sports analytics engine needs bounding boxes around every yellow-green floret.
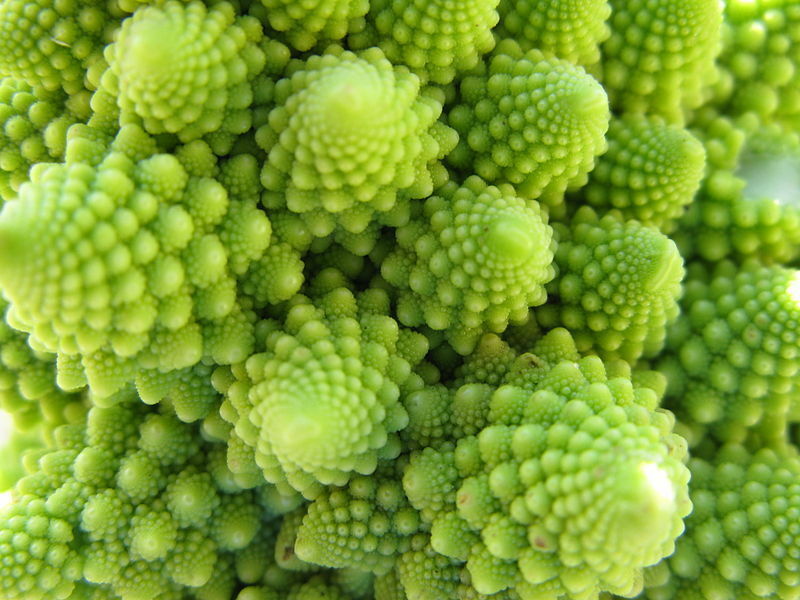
[258,0,369,51]
[0,125,271,397]
[0,394,285,600]
[601,0,723,123]
[495,0,611,66]
[350,0,500,85]
[106,1,266,143]
[659,261,800,447]
[535,208,685,362]
[448,41,610,210]
[644,445,800,600]
[583,115,706,233]
[215,284,429,499]
[257,46,456,238]
[402,329,691,599]
[381,176,556,355]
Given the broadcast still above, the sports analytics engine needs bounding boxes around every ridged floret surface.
[0,396,280,600]
[0,126,271,397]
[107,1,266,142]
[496,0,611,66]
[584,115,706,232]
[448,41,610,210]
[659,261,800,446]
[216,284,428,499]
[601,0,723,123]
[258,47,456,239]
[381,176,555,355]
[351,0,500,85]
[535,209,685,362]
[402,329,691,599]
[644,445,800,600]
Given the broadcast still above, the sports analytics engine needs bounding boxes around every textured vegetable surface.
[0,1,798,600]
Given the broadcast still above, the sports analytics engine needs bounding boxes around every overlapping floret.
[400,330,691,599]
[0,1,797,600]
[0,394,289,600]
[0,125,271,396]
[215,281,428,498]
[535,208,685,362]
[381,176,555,354]
[448,40,610,210]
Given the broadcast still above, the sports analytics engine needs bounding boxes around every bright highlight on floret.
[400,329,691,599]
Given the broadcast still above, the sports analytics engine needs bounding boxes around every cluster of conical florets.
[0,1,797,600]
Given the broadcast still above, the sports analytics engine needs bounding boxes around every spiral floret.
[351,0,500,85]
[659,261,800,446]
[403,329,691,599]
[217,284,429,498]
[715,0,800,129]
[258,47,456,237]
[0,396,275,600]
[448,41,610,209]
[496,0,611,66]
[106,1,266,142]
[535,208,685,362]
[583,115,706,232]
[0,78,90,202]
[259,0,369,51]
[294,463,421,574]
[0,126,270,397]
[381,176,555,355]
[0,0,112,94]
[601,0,723,123]
[644,445,800,600]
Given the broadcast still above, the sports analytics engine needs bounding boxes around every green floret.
[447,41,610,211]
[658,261,800,447]
[600,0,723,123]
[495,0,611,66]
[257,0,369,51]
[294,463,420,574]
[643,445,800,600]
[0,0,115,95]
[216,283,428,498]
[0,395,283,600]
[0,126,270,397]
[381,176,555,355]
[105,1,266,144]
[258,46,456,239]
[678,112,800,264]
[0,298,86,433]
[714,0,800,129]
[534,208,685,363]
[403,329,691,599]
[582,115,707,233]
[0,77,91,202]
[349,0,499,85]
